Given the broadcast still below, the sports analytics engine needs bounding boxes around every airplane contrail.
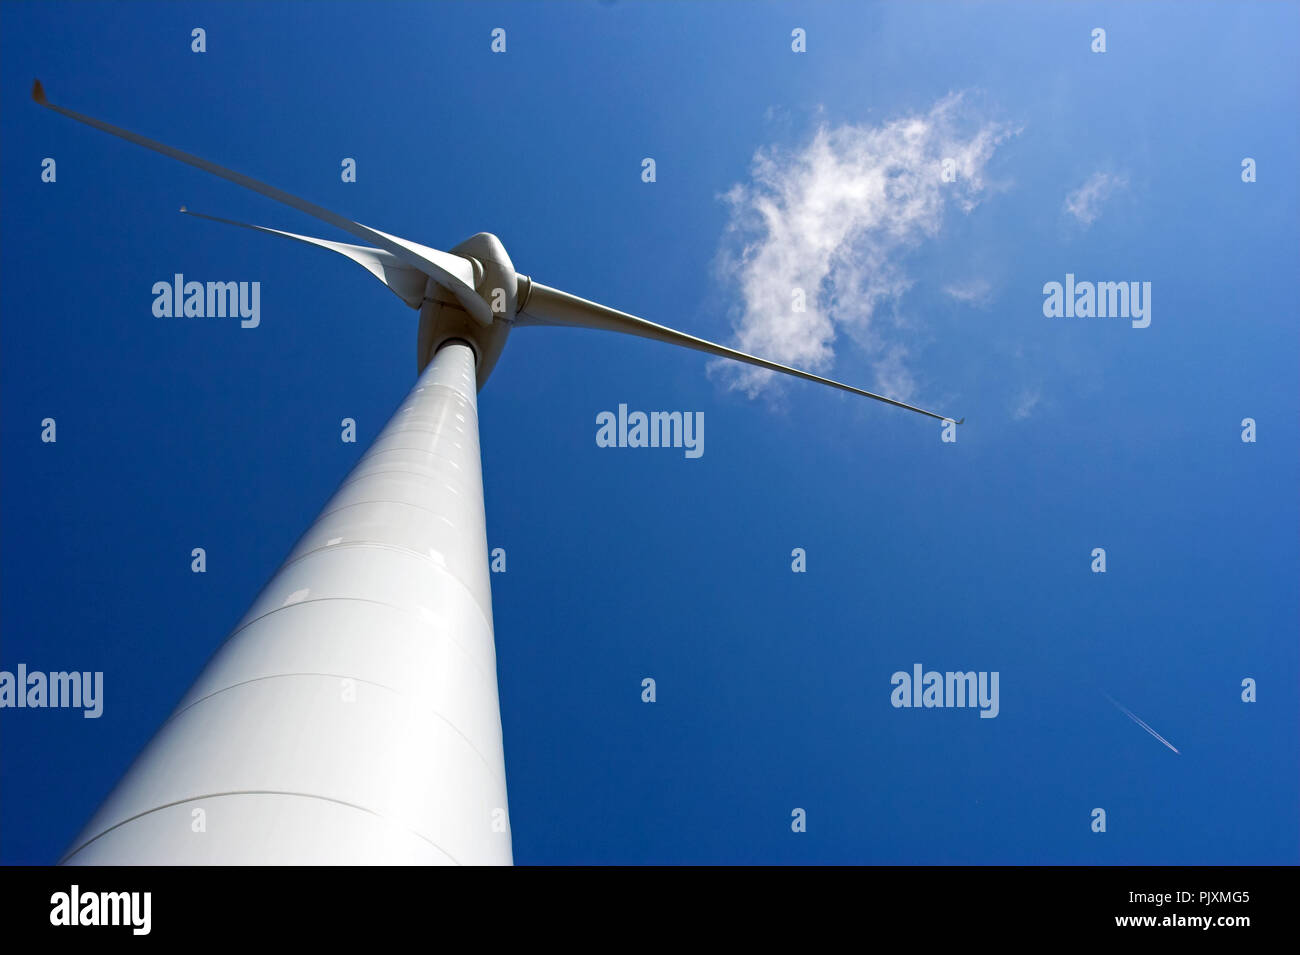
[1104,693,1180,754]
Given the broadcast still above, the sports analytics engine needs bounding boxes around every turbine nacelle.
[419,232,520,387]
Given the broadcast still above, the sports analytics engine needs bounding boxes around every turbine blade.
[32,79,491,325]
[179,207,428,309]
[517,282,963,424]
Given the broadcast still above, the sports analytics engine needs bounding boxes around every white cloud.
[943,277,993,309]
[871,346,917,403]
[1063,171,1127,227]
[713,92,1015,402]
[1011,388,1040,420]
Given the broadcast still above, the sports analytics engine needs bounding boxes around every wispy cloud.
[1063,171,1127,227]
[1011,387,1040,421]
[871,346,917,403]
[943,277,993,309]
[713,92,1016,402]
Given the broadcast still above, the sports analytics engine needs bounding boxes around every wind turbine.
[34,80,962,865]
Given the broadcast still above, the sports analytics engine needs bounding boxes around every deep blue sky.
[2,1,1296,864]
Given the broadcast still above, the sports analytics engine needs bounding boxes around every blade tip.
[31,79,47,105]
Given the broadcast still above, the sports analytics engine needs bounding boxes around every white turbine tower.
[35,81,962,865]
